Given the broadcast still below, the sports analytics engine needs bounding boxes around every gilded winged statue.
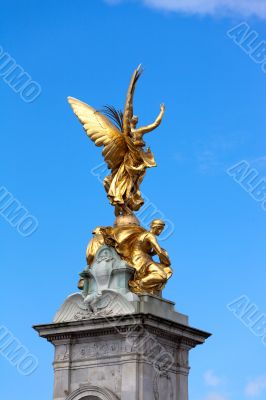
[68,65,165,216]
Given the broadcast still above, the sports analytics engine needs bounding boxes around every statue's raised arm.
[133,103,165,136]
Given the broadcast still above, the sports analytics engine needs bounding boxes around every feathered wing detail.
[102,105,124,131]
[53,293,88,323]
[68,97,128,170]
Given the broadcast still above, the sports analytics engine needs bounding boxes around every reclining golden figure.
[83,219,172,295]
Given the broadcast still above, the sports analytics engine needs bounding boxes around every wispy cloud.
[204,370,223,387]
[105,0,266,19]
[203,371,227,400]
[171,132,246,175]
[245,375,266,397]
[194,132,242,175]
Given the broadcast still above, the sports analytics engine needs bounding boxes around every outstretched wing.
[68,97,127,170]
[53,293,88,323]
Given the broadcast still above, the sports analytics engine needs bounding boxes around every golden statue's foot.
[129,280,143,294]
[151,290,162,297]
[164,267,173,279]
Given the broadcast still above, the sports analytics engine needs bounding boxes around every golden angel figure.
[68,65,165,216]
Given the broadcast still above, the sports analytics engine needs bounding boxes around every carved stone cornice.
[34,312,211,349]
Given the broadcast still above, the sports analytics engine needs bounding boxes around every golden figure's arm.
[147,233,171,266]
[134,104,165,135]
[147,233,164,256]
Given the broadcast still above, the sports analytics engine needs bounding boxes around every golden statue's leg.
[130,263,168,294]
[164,266,173,279]
[128,279,143,294]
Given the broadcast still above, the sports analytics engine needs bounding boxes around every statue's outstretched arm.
[135,104,165,135]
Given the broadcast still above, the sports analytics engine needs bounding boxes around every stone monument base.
[34,246,210,399]
[34,295,210,400]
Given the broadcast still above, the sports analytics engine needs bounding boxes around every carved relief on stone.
[75,342,121,360]
[130,334,176,372]
[55,344,70,362]
[153,371,174,400]
[53,246,138,324]
[71,337,135,363]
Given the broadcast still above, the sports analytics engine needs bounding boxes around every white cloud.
[105,0,266,19]
[245,375,266,397]
[204,370,223,387]
[205,393,228,400]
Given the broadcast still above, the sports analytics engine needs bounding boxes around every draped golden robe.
[104,144,156,211]
[107,225,172,294]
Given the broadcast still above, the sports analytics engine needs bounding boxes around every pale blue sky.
[1,1,266,399]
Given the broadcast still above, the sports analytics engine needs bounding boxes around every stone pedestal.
[34,246,210,400]
[34,297,210,400]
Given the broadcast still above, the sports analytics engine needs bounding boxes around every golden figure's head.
[130,115,138,128]
[150,219,165,236]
